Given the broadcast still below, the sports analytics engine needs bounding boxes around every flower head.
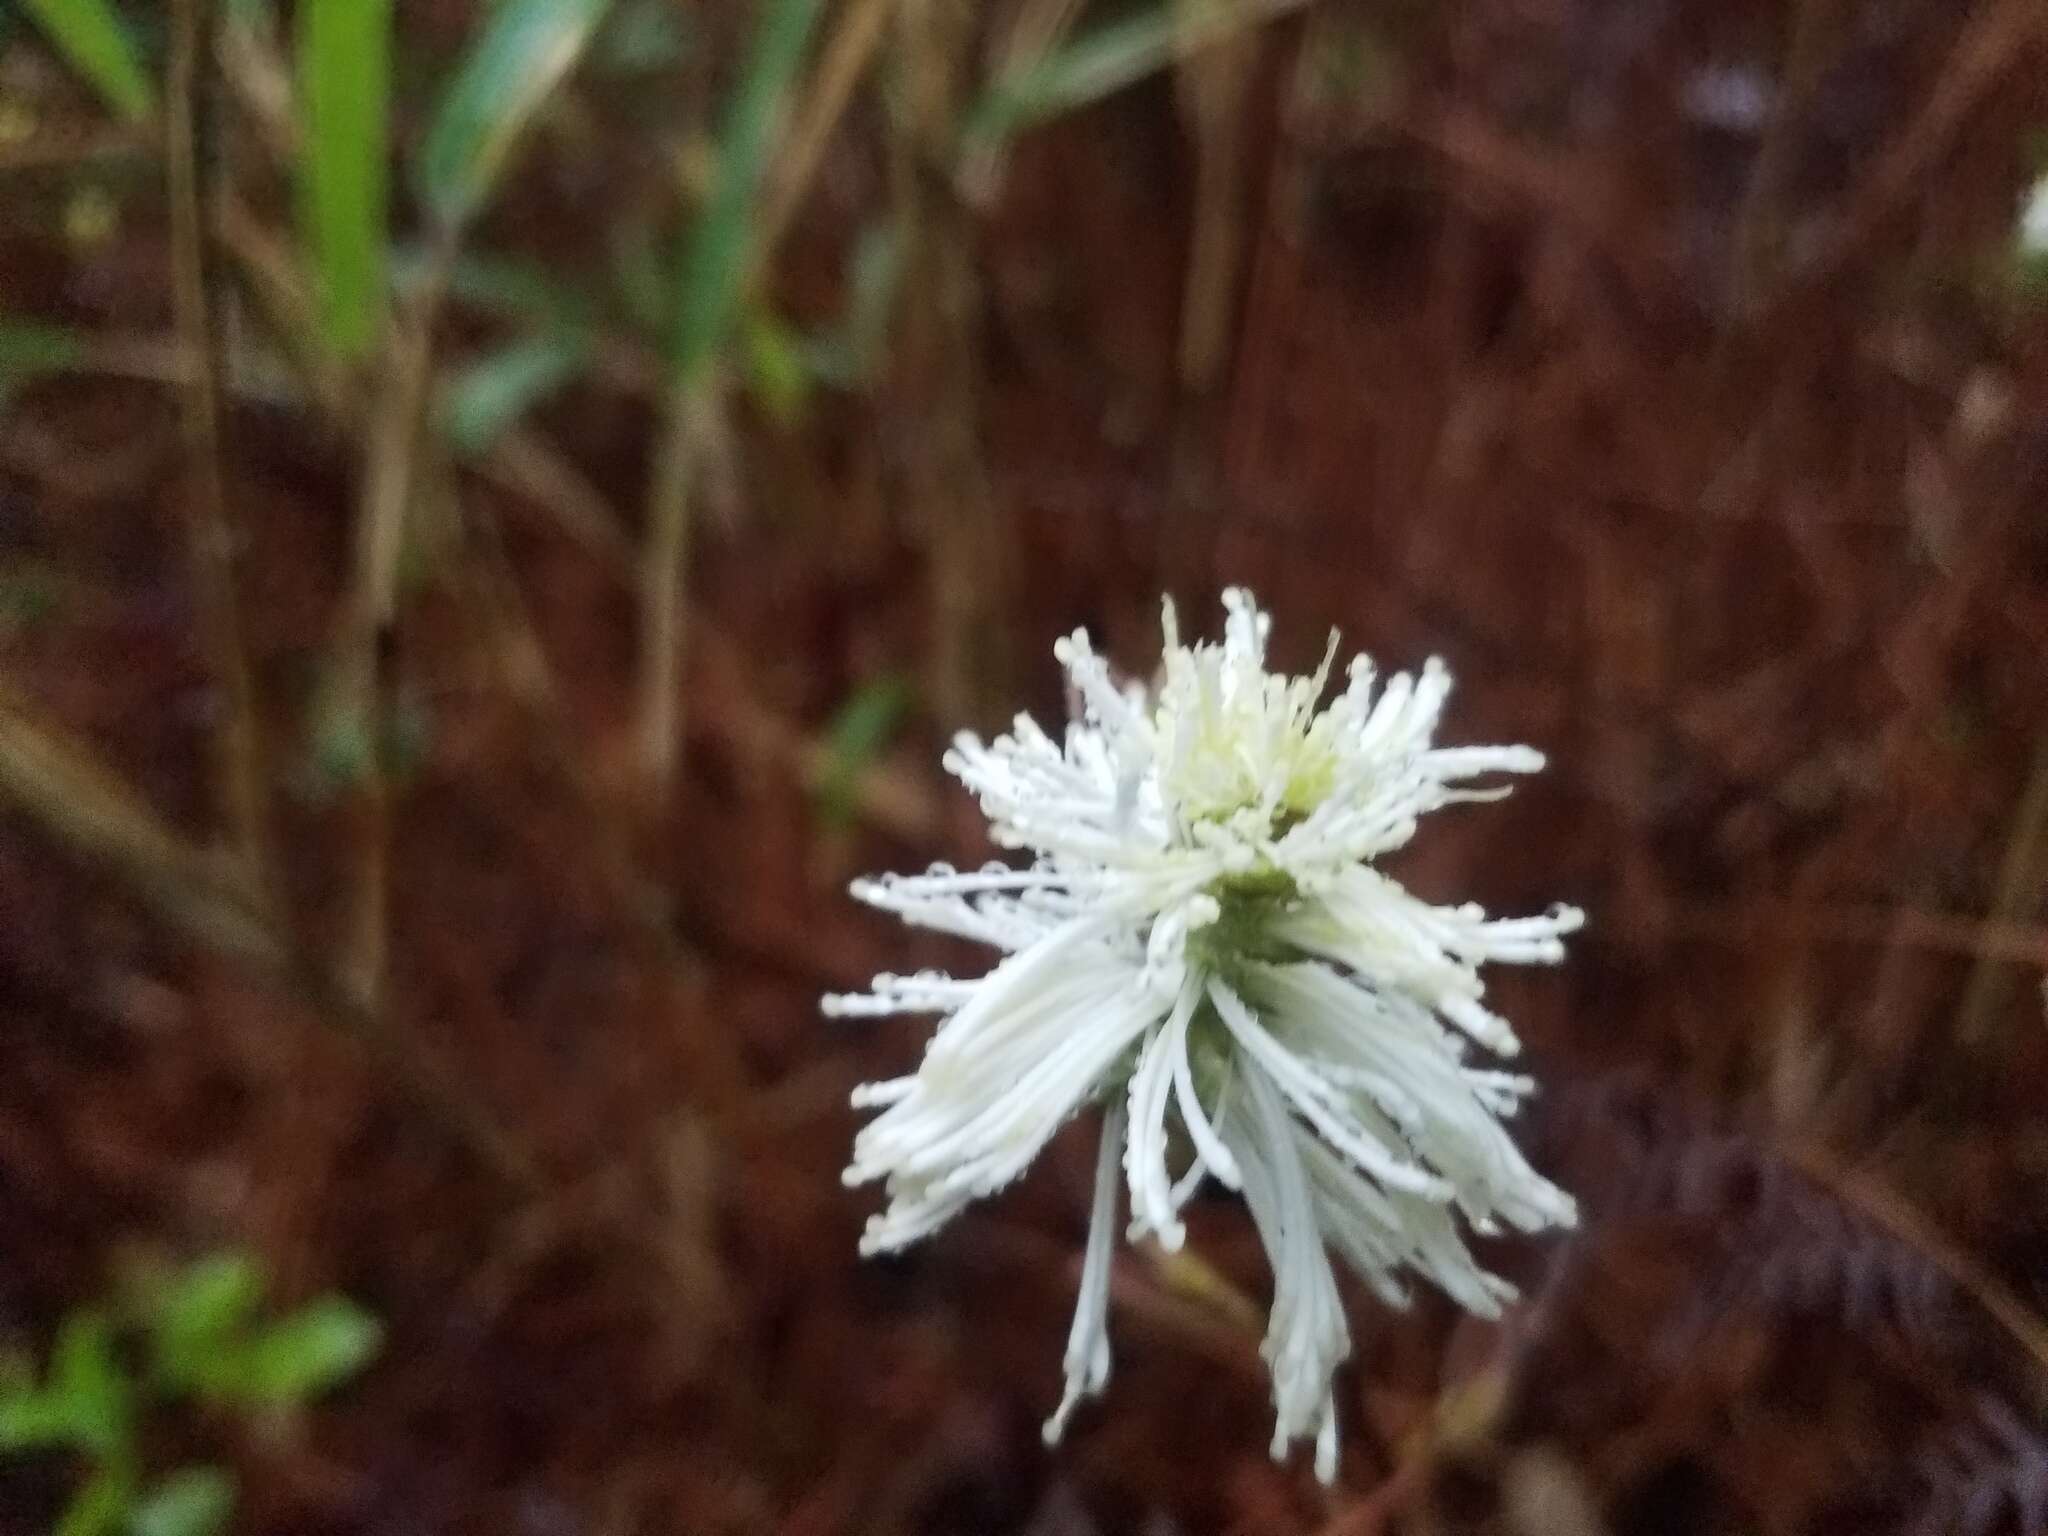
[827,590,1581,1483]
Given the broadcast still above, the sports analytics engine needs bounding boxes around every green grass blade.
[440,332,590,455]
[669,0,823,384]
[20,0,155,122]
[966,0,1312,147]
[298,0,392,356]
[415,0,616,233]
[434,251,598,331]
[970,6,1174,143]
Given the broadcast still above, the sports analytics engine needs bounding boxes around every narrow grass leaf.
[440,333,590,455]
[21,0,155,122]
[966,0,1312,147]
[435,251,598,331]
[669,0,823,385]
[298,0,393,356]
[968,5,1174,143]
[415,0,616,233]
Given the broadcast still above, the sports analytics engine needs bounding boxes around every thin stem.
[635,378,712,804]
[167,0,274,894]
[339,246,453,1010]
[1954,736,2048,1047]
[756,0,900,263]
[0,679,535,1188]
[891,0,1007,727]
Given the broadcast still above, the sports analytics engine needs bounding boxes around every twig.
[756,0,900,261]
[0,679,536,1188]
[0,681,749,1324]
[0,679,271,959]
[167,0,274,895]
[1173,0,1257,393]
[215,190,928,848]
[0,123,152,171]
[1784,1139,2048,1383]
[461,495,754,1115]
[212,188,355,417]
[1954,737,2048,1047]
[891,0,1008,727]
[634,380,715,806]
[477,427,638,571]
[956,0,1082,203]
[1722,0,1848,319]
[338,249,454,1010]
[1662,898,2048,966]
[1745,0,2048,337]
[1312,1460,1428,1536]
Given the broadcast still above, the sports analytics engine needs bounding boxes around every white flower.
[826,590,1581,1484]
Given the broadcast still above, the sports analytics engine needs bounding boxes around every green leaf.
[130,1467,235,1536]
[439,332,590,455]
[965,0,1301,147]
[53,1462,134,1536]
[740,308,808,427]
[20,0,155,122]
[436,252,597,331]
[669,0,823,384]
[0,1310,132,1454]
[593,0,693,76]
[814,675,912,828]
[47,1312,132,1457]
[0,319,89,379]
[414,0,616,232]
[144,1253,265,1395]
[234,1296,381,1405]
[0,1384,76,1451]
[966,5,1177,144]
[297,0,393,357]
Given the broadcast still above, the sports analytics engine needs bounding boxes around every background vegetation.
[1,0,2046,1531]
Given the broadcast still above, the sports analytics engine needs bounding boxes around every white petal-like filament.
[831,590,1580,1483]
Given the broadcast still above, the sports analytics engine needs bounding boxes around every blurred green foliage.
[298,0,393,356]
[815,675,913,829]
[0,1251,382,1536]
[20,0,154,122]
[667,0,823,388]
[414,0,616,234]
